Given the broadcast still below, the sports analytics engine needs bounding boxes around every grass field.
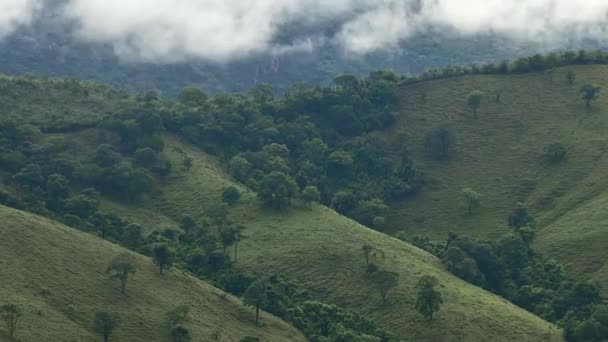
[0,205,305,342]
[384,65,608,290]
[124,135,562,342]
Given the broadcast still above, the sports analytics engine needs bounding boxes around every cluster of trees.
[403,50,608,84]
[0,104,170,231]
[361,244,443,321]
[241,274,392,341]
[403,204,606,341]
[163,73,421,228]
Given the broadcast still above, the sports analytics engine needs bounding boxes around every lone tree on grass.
[93,311,120,342]
[167,304,190,327]
[362,244,374,266]
[426,125,456,160]
[580,84,601,107]
[301,186,321,209]
[566,70,576,85]
[462,188,481,215]
[415,275,443,320]
[168,305,191,342]
[467,90,483,117]
[170,325,191,342]
[370,270,400,303]
[107,253,137,295]
[1,304,23,340]
[243,280,268,326]
[152,243,174,275]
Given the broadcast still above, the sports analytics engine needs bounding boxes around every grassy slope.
[0,205,305,342]
[1,73,565,340]
[384,65,608,290]
[136,135,562,342]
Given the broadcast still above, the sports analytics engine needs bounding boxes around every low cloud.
[1,0,608,63]
[0,0,41,38]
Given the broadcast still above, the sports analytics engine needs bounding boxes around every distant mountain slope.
[0,6,575,96]
[0,205,305,342]
[384,64,608,291]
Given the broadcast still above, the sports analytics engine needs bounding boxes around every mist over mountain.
[0,0,606,95]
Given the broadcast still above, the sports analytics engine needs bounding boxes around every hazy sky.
[1,0,608,63]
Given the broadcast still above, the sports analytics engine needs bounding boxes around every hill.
[125,134,562,341]
[0,204,305,342]
[0,70,568,341]
[383,64,608,291]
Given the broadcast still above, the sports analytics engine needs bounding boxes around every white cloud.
[0,0,40,38]
[1,0,608,62]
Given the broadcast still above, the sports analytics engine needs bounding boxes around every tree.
[462,188,481,214]
[182,155,193,171]
[426,125,456,160]
[362,244,374,266]
[581,84,601,107]
[494,90,502,103]
[46,173,70,200]
[94,144,121,168]
[415,275,443,320]
[123,223,145,249]
[221,186,241,206]
[249,83,275,103]
[544,142,567,163]
[243,280,268,326]
[354,198,388,227]
[0,304,23,339]
[220,225,239,255]
[566,70,576,85]
[170,325,191,342]
[178,87,208,106]
[204,203,230,232]
[167,305,190,327]
[301,186,320,209]
[370,270,399,302]
[467,90,483,117]
[331,191,357,215]
[93,311,120,342]
[257,171,298,210]
[106,253,137,295]
[508,203,534,229]
[152,243,174,274]
[13,163,44,191]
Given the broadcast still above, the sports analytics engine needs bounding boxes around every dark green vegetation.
[0,63,572,341]
[10,50,608,340]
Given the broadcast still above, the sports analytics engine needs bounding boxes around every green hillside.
[0,204,305,342]
[35,127,563,340]
[124,135,561,341]
[384,65,608,290]
[0,67,581,341]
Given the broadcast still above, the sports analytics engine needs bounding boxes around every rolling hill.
[384,64,608,291]
[0,204,305,342]
[110,133,562,341]
[0,68,580,341]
